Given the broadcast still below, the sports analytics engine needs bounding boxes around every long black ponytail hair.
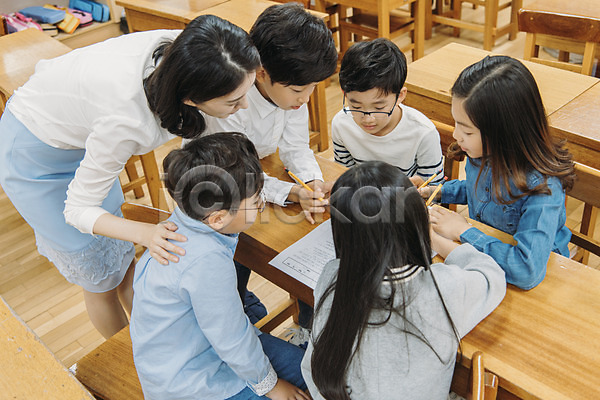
[311,161,460,400]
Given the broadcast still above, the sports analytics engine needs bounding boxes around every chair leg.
[509,0,521,40]
[483,0,499,51]
[125,160,144,199]
[452,0,462,37]
[523,33,537,61]
[581,42,597,76]
[580,204,598,265]
[139,152,167,210]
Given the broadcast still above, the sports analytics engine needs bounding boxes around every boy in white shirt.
[202,3,338,335]
[203,3,338,223]
[333,38,444,186]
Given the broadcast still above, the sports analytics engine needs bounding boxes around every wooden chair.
[518,0,600,76]
[468,351,498,400]
[120,153,168,210]
[338,1,420,60]
[430,0,522,50]
[566,163,600,264]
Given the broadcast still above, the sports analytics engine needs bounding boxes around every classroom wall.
[1,1,70,14]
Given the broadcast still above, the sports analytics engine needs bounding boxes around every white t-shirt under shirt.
[8,30,179,234]
[332,103,444,183]
[203,85,323,206]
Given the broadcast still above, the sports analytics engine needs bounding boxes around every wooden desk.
[314,0,426,60]
[236,154,347,306]
[117,0,331,151]
[404,43,600,168]
[549,82,600,171]
[0,296,95,399]
[116,0,229,31]
[454,220,600,400]
[0,28,71,113]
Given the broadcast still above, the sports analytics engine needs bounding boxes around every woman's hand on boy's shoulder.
[141,221,187,266]
[266,379,311,400]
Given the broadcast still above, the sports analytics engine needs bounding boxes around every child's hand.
[409,175,425,187]
[141,222,187,265]
[288,184,329,225]
[266,379,311,400]
[430,225,460,259]
[417,185,440,201]
[307,179,333,197]
[429,205,471,242]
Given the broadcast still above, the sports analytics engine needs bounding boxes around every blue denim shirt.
[130,207,275,400]
[441,158,570,290]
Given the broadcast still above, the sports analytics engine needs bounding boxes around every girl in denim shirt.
[421,56,576,290]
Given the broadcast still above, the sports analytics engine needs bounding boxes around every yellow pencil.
[286,168,325,202]
[425,177,447,206]
[418,171,441,189]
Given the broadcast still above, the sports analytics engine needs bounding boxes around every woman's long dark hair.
[448,56,575,203]
[144,15,260,139]
[311,162,460,400]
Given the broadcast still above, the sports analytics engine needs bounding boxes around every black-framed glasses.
[236,190,266,213]
[342,93,399,120]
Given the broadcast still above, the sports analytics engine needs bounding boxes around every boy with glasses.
[333,39,444,186]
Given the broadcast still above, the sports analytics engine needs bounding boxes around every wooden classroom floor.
[1,0,597,368]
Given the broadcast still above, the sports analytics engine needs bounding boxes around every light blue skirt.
[0,106,134,293]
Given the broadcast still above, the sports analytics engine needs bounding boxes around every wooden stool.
[518,0,600,76]
[431,0,522,51]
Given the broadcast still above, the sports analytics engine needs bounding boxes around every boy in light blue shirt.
[130,133,308,400]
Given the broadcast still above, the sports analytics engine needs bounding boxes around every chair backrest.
[121,202,171,224]
[566,163,600,262]
[468,351,498,400]
[518,0,600,76]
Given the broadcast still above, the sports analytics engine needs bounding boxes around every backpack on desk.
[69,0,109,23]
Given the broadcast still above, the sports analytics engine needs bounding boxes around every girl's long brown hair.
[450,56,575,204]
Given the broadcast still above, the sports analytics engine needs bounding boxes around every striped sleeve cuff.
[249,363,277,396]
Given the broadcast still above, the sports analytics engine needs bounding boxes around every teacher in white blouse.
[0,15,260,338]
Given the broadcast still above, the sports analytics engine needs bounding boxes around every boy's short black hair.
[249,3,338,86]
[163,132,264,220]
[339,38,407,95]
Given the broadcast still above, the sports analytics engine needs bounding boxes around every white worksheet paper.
[269,219,335,290]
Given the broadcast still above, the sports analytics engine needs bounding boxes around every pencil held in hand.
[285,168,325,202]
[418,171,441,189]
[425,177,447,206]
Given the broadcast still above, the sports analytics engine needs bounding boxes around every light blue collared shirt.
[130,207,275,400]
[441,158,570,290]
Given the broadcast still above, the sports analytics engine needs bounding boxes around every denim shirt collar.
[173,207,238,250]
